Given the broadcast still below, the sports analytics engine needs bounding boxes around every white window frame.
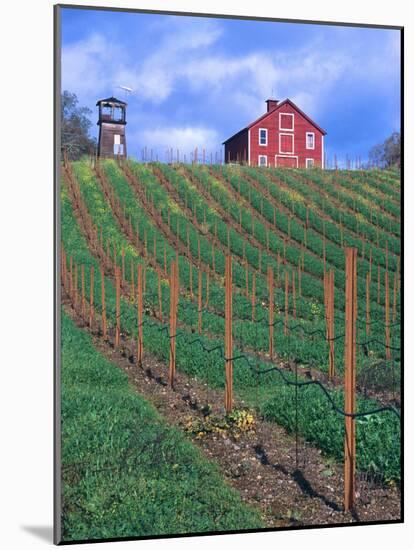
[279,132,295,155]
[275,154,298,168]
[306,132,315,150]
[279,112,294,131]
[306,158,315,169]
[258,155,268,167]
[258,128,268,146]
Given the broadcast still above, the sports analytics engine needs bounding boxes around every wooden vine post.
[115,267,121,348]
[268,267,274,359]
[169,260,179,387]
[137,264,143,366]
[344,247,357,512]
[225,255,233,413]
[326,269,335,379]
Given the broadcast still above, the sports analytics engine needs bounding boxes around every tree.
[368,132,400,168]
[61,90,96,160]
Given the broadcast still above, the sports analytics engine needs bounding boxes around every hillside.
[60,159,401,537]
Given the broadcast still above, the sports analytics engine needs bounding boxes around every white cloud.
[138,126,220,154]
[62,33,122,97]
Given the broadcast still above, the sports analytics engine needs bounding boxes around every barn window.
[258,155,268,167]
[259,128,268,146]
[306,132,315,149]
[306,158,314,168]
[279,112,294,131]
[279,133,294,154]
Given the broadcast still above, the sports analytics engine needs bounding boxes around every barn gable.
[223,98,326,168]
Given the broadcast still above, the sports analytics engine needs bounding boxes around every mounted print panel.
[54,4,403,545]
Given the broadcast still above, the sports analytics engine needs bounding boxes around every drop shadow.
[21,525,54,543]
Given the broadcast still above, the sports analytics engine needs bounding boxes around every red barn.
[223,98,326,168]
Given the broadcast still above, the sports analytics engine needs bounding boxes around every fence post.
[115,267,121,348]
[169,261,178,387]
[268,267,274,359]
[89,266,94,330]
[137,264,143,366]
[225,256,233,413]
[344,247,357,512]
[198,269,202,334]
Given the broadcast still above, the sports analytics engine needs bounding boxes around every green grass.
[61,311,263,541]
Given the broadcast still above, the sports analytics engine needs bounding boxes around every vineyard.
[60,157,401,541]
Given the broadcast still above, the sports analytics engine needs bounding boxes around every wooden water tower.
[96,96,127,158]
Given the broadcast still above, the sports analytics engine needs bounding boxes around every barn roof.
[96,96,127,106]
[222,98,327,144]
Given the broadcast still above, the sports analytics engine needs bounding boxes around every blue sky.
[61,7,401,165]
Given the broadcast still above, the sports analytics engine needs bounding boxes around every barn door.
[275,155,298,168]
